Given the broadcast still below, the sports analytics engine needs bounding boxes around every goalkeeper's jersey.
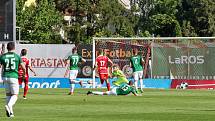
[112,69,125,78]
[130,55,143,72]
[116,83,136,95]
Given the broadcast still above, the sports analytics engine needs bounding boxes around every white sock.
[6,96,11,105]
[70,84,75,93]
[8,95,18,114]
[140,79,143,90]
[92,91,104,95]
[134,81,138,90]
[106,91,112,95]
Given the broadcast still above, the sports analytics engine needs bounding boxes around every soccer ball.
[179,82,188,89]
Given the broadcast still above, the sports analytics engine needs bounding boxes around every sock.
[24,83,29,97]
[8,95,18,114]
[6,96,11,105]
[106,91,112,95]
[92,91,104,95]
[107,83,110,91]
[70,84,75,93]
[134,81,138,90]
[140,79,143,90]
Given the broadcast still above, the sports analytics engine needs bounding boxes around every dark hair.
[72,47,77,54]
[98,48,104,55]
[21,49,27,56]
[7,42,15,51]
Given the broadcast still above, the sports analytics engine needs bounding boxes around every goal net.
[93,37,215,86]
[92,38,151,87]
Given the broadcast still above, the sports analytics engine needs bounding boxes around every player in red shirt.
[18,49,36,99]
[94,49,113,91]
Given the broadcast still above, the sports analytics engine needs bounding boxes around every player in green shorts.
[130,48,145,93]
[111,64,129,86]
[87,83,139,96]
[0,42,26,118]
[64,47,86,95]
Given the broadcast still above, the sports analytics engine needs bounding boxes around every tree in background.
[17,0,215,44]
[16,0,63,43]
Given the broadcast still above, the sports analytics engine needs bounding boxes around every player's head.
[133,48,138,55]
[21,49,27,56]
[113,64,120,71]
[7,42,15,51]
[98,49,104,55]
[72,47,77,54]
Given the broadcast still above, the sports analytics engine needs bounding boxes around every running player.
[64,47,86,95]
[0,42,26,117]
[130,48,145,93]
[18,49,37,99]
[111,64,129,86]
[94,49,113,91]
[87,83,138,96]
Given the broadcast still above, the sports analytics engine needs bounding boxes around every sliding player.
[87,83,138,96]
[18,49,37,99]
[94,49,113,91]
[64,47,86,95]
[111,64,129,86]
[130,48,145,93]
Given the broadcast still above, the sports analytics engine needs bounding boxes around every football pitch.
[0,88,215,121]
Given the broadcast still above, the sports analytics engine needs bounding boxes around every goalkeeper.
[111,64,129,86]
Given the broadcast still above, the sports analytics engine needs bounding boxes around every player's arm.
[29,65,37,76]
[92,59,98,71]
[141,56,145,68]
[64,59,70,77]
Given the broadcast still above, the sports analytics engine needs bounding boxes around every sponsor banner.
[0,78,172,89]
[152,43,215,80]
[143,79,172,89]
[171,79,215,89]
[15,44,75,78]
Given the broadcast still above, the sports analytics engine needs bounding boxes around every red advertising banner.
[171,79,215,89]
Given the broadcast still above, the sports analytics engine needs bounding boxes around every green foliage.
[16,0,215,44]
[16,0,63,43]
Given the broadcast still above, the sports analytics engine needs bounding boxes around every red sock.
[107,83,110,91]
[24,84,29,96]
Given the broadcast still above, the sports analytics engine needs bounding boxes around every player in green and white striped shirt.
[64,47,86,95]
[0,42,26,118]
[130,48,145,93]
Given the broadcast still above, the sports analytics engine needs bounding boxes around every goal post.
[92,37,215,87]
[92,37,152,88]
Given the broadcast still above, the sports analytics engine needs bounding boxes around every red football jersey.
[96,55,110,74]
[18,56,29,78]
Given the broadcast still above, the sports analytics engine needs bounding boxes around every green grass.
[0,88,215,121]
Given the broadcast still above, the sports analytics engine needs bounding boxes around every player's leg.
[99,74,110,91]
[138,71,144,93]
[68,70,80,95]
[104,74,110,91]
[23,77,29,99]
[5,78,19,117]
[88,87,117,95]
[133,72,139,90]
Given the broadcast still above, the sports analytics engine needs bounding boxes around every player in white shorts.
[64,47,86,95]
[0,42,26,117]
